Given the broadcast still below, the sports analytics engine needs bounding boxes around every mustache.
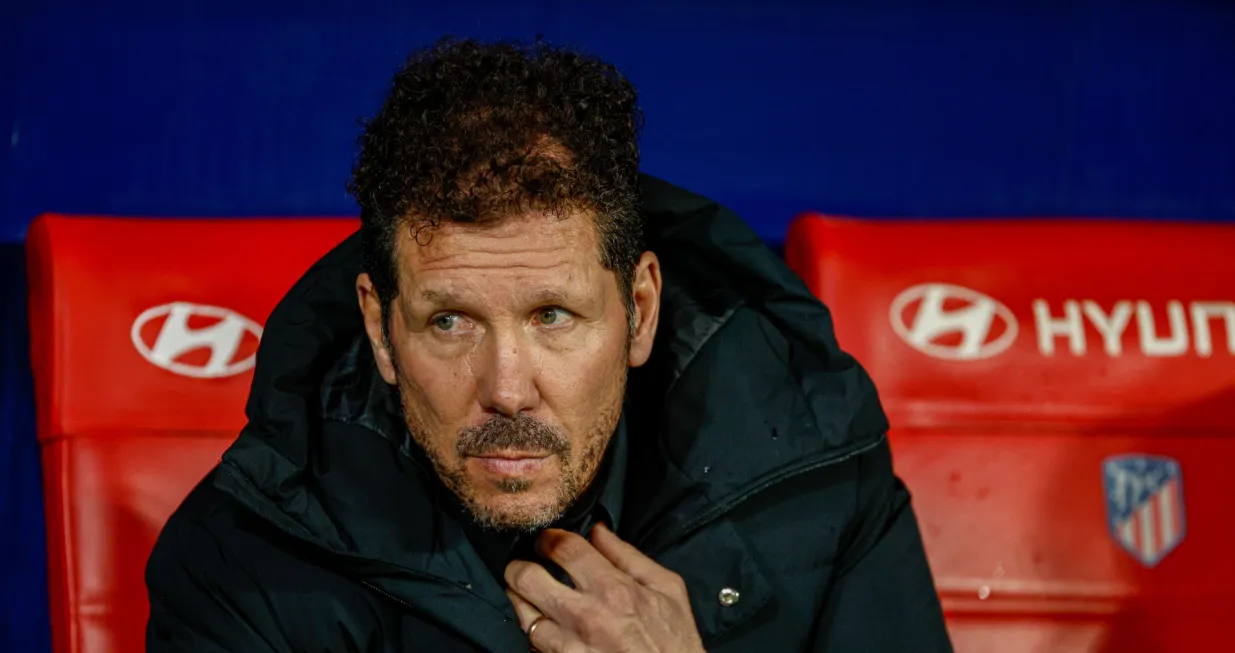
[456,413,571,458]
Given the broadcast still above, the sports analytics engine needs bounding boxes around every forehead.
[395,212,604,291]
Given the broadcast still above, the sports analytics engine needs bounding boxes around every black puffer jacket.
[145,175,951,652]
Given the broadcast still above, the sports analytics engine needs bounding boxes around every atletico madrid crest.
[1103,454,1186,568]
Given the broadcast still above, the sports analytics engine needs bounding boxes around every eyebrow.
[419,289,459,306]
[418,287,580,308]
[525,288,577,307]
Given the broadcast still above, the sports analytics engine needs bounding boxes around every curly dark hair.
[347,37,645,333]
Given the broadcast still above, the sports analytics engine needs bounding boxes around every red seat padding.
[26,215,358,653]
[785,215,1235,652]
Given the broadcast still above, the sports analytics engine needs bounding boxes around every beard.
[393,371,623,533]
[449,412,578,528]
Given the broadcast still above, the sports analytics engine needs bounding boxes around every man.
[146,37,950,652]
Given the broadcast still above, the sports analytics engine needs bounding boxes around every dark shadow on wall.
[0,242,52,653]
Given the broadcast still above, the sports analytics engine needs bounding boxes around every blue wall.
[3,1,1234,649]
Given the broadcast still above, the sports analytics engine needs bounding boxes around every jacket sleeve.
[145,513,296,653]
[810,438,954,652]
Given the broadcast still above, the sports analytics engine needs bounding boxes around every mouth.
[468,451,553,477]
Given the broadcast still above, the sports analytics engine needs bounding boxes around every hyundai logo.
[889,283,1018,360]
[130,302,263,378]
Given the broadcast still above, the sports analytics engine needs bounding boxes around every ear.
[627,251,662,368]
[357,273,399,385]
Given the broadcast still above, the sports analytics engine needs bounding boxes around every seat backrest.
[785,215,1235,652]
[25,215,358,653]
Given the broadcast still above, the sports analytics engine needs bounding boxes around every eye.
[431,313,464,332]
[534,307,572,327]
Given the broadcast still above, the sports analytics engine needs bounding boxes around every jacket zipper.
[642,432,886,556]
[362,580,415,609]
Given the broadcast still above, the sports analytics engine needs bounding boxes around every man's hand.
[504,523,706,653]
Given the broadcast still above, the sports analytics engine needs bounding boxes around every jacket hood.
[216,174,887,569]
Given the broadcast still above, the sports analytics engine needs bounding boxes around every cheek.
[538,328,629,429]
[396,348,477,449]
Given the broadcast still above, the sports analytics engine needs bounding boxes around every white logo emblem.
[889,283,1018,360]
[130,302,263,378]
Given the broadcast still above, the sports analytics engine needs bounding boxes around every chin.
[470,489,564,532]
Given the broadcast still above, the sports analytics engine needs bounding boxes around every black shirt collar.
[564,412,627,534]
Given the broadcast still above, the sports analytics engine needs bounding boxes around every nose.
[474,328,539,417]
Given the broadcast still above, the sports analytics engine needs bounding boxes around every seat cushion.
[785,215,1235,652]
[26,214,359,653]
[42,435,232,653]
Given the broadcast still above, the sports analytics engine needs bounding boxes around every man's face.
[358,213,660,531]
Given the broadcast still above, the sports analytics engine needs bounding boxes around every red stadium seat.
[785,215,1235,652]
[25,215,358,653]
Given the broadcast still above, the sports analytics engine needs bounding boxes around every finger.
[536,528,622,591]
[505,588,543,633]
[525,614,580,653]
[504,559,579,621]
[590,523,685,596]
